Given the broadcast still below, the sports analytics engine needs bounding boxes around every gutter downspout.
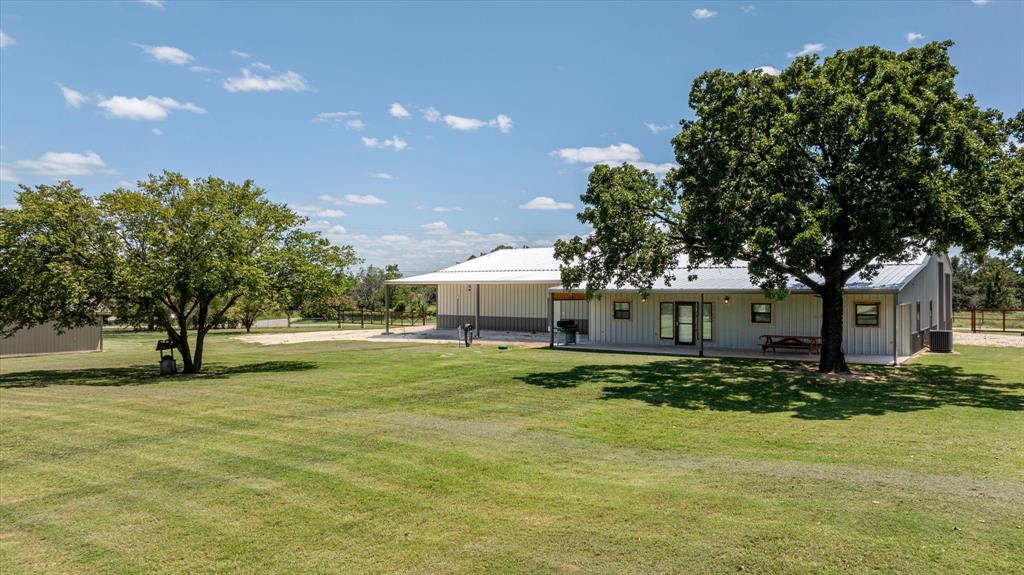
[698,293,704,358]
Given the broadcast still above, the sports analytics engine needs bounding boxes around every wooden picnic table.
[760,334,821,355]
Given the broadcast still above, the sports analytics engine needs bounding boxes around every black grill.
[556,319,578,332]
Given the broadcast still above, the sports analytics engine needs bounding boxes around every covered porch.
[552,340,916,366]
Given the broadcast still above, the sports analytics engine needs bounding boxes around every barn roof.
[386,247,932,293]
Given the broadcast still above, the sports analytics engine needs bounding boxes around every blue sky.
[1,0,1021,273]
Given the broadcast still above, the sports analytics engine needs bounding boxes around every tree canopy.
[1,172,356,373]
[556,41,1021,372]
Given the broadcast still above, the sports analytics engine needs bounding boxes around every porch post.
[698,293,704,358]
[892,297,898,366]
[475,283,481,338]
[549,291,555,349]
[384,284,391,334]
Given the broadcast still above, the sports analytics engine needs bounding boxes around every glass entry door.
[676,302,696,345]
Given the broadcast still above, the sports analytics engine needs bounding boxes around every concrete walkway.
[234,326,549,348]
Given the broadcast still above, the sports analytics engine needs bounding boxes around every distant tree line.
[952,251,1024,309]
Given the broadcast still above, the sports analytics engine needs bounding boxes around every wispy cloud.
[753,65,781,76]
[554,143,674,175]
[362,136,408,151]
[152,128,163,136]
[369,172,394,180]
[389,102,410,118]
[0,167,17,183]
[433,206,462,212]
[971,0,989,5]
[0,31,15,48]
[520,196,574,210]
[189,65,216,73]
[645,122,673,134]
[15,151,114,177]
[422,106,442,122]
[97,95,206,120]
[555,143,643,164]
[787,43,825,58]
[315,111,359,122]
[293,205,346,218]
[906,32,924,43]
[57,83,89,108]
[224,68,310,93]
[136,44,194,65]
[692,8,717,19]
[344,194,386,205]
[137,0,164,7]
[741,3,755,13]
[443,112,513,133]
[422,221,450,235]
[231,49,251,59]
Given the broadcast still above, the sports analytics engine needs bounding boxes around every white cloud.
[692,8,717,19]
[223,68,310,93]
[433,206,462,212]
[520,196,575,210]
[369,172,394,180]
[57,84,89,108]
[555,143,674,175]
[0,31,14,48]
[137,0,164,7]
[362,136,408,151]
[422,221,450,235]
[971,0,989,5]
[329,225,347,235]
[97,95,206,120]
[626,161,674,175]
[345,119,366,131]
[741,3,755,13]
[753,65,781,76]
[389,102,410,118]
[136,44,194,65]
[906,32,924,43]
[251,61,272,71]
[293,205,346,218]
[189,65,216,73]
[422,106,442,122]
[787,43,825,58]
[442,113,514,133]
[15,151,114,177]
[645,122,672,134]
[314,111,360,123]
[152,128,163,136]
[0,167,17,182]
[555,143,643,164]
[344,193,386,205]
[231,49,251,59]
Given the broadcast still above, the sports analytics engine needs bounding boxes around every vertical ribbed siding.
[0,321,103,357]
[436,283,591,332]
[589,292,895,355]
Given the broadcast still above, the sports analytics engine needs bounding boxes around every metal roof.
[387,246,932,292]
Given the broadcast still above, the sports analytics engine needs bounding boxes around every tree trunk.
[818,282,849,373]
[175,315,195,374]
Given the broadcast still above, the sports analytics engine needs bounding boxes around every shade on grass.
[1,332,1021,574]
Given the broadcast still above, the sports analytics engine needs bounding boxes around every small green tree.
[556,42,1018,372]
[99,172,356,372]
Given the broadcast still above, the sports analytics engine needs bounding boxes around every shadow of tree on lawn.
[516,358,1023,420]
[0,361,318,389]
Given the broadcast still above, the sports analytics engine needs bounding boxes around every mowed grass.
[1,333,1022,574]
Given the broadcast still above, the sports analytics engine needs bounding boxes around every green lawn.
[1,333,1021,574]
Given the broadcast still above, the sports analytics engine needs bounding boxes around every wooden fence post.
[971,307,976,333]
[1003,309,1007,332]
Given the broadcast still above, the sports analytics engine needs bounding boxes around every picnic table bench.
[760,334,821,355]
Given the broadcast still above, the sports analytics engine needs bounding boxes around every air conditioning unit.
[930,330,953,353]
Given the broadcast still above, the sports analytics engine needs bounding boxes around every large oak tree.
[556,42,1020,372]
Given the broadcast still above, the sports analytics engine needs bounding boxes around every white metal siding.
[0,321,103,357]
[588,292,894,355]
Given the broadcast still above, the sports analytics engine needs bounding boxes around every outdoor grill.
[556,319,579,345]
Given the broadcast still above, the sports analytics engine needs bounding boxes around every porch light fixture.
[724,296,731,304]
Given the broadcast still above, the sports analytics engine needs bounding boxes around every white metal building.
[387,247,952,362]
[0,318,105,358]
